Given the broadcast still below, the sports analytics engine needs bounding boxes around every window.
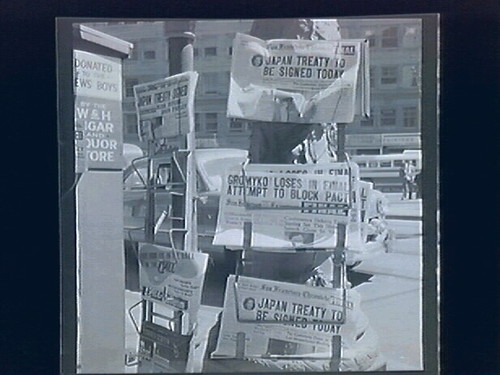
[228,46,233,55]
[369,67,375,89]
[380,108,396,126]
[381,26,398,48]
[125,114,138,135]
[380,161,391,167]
[403,107,418,127]
[193,48,198,57]
[229,119,244,132]
[125,78,139,97]
[204,47,217,56]
[205,113,218,133]
[144,50,156,59]
[203,72,219,94]
[195,113,201,132]
[360,116,374,127]
[380,66,398,85]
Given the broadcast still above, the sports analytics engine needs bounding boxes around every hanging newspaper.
[138,243,208,331]
[134,71,198,141]
[213,163,361,249]
[211,275,365,360]
[227,33,369,124]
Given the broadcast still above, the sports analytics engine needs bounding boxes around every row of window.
[346,25,420,49]
[195,114,247,133]
[360,107,418,127]
[123,63,418,99]
[124,113,248,135]
[370,65,419,88]
[193,46,232,57]
[127,47,158,61]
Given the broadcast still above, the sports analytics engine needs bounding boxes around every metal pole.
[330,122,347,371]
[145,140,156,243]
[181,39,198,252]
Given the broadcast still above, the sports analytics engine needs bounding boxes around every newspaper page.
[227,33,365,123]
[134,71,198,141]
[211,275,368,359]
[213,163,365,249]
[138,243,209,331]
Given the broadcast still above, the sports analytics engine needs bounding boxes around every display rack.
[207,123,351,372]
[128,39,200,373]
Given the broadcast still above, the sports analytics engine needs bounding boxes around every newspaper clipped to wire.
[211,275,363,360]
[134,71,198,141]
[227,33,369,124]
[213,163,363,249]
[138,243,208,332]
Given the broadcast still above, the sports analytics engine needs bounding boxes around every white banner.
[134,71,198,140]
[211,275,361,359]
[227,33,368,124]
[138,243,208,331]
[213,163,363,249]
[74,50,123,172]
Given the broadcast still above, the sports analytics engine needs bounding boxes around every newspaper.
[213,163,364,249]
[211,275,362,359]
[133,71,198,141]
[227,33,368,123]
[138,243,208,331]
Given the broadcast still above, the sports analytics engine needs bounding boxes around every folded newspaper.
[227,33,369,124]
[210,275,382,371]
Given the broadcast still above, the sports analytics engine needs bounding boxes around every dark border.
[57,18,78,375]
[3,1,498,374]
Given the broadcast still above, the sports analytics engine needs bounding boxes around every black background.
[1,0,499,374]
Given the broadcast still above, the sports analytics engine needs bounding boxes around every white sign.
[74,50,122,101]
[138,243,208,331]
[134,71,198,140]
[73,50,123,172]
[213,163,361,249]
[211,275,360,359]
[227,33,369,124]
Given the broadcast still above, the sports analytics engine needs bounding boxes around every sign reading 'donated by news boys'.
[138,243,208,331]
[74,50,123,172]
[213,163,361,249]
[211,275,360,359]
[134,72,198,141]
[227,33,368,124]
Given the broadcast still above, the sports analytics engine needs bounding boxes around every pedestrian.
[401,161,415,200]
[414,170,422,199]
[399,164,408,200]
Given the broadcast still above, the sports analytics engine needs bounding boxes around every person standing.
[248,18,341,164]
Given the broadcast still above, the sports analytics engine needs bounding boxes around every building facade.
[86,18,421,155]
[339,18,422,155]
